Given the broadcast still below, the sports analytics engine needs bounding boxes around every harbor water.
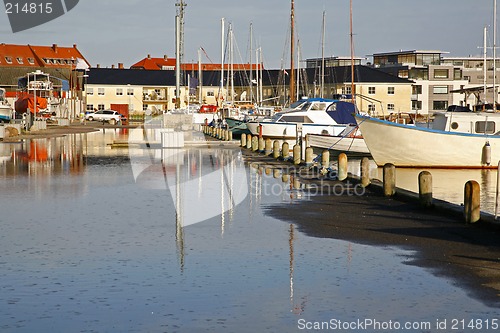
[0,129,498,332]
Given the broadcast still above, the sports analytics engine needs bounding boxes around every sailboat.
[305,0,369,156]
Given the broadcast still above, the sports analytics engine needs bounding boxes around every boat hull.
[356,115,500,168]
[247,122,346,140]
[307,133,370,155]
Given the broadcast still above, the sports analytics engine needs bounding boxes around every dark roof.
[87,68,176,86]
[86,65,413,87]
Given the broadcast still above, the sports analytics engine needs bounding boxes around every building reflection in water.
[1,134,86,177]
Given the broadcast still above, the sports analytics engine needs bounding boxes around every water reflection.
[1,135,85,176]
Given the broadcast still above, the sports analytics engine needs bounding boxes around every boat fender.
[482,141,491,166]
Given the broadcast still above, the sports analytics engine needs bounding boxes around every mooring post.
[228,130,233,141]
[273,140,280,159]
[265,138,272,155]
[464,180,480,223]
[338,153,348,181]
[281,142,290,160]
[246,134,252,149]
[258,137,265,152]
[241,133,247,147]
[305,147,314,166]
[321,150,330,169]
[252,136,259,152]
[383,163,396,197]
[418,171,433,207]
[360,157,371,187]
[293,144,301,165]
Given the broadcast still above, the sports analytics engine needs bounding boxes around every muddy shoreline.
[243,149,500,308]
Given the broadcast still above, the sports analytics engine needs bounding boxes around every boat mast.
[249,23,254,105]
[175,15,181,109]
[220,18,225,108]
[320,10,325,99]
[484,25,488,108]
[290,0,296,104]
[494,0,497,110]
[350,0,355,105]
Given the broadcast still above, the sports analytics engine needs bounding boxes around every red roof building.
[0,43,90,69]
[131,54,262,71]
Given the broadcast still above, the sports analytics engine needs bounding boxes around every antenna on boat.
[290,0,296,104]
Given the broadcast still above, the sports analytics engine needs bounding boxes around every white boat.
[0,88,13,122]
[306,124,370,155]
[355,112,500,168]
[246,98,355,140]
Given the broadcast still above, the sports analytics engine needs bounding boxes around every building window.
[27,58,35,64]
[143,104,149,110]
[98,104,105,110]
[387,87,395,95]
[368,87,376,95]
[86,104,94,111]
[412,85,422,94]
[412,100,422,110]
[368,104,376,112]
[16,57,23,64]
[342,86,352,95]
[207,90,215,97]
[98,88,105,96]
[5,56,12,64]
[387,103,395,111]
[433,69,449,79]
[116,88,123,96]
[398,70,409,78]
[433,101,448,110]
[127,88,134,96]
[433,86,448,94]
[454,68,462,80]
[87,87,94,95]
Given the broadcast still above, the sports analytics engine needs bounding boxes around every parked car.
[85,110,123,124]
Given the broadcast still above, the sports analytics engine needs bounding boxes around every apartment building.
[372,50,475,114]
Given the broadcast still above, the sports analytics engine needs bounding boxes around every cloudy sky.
[0,0,496,69]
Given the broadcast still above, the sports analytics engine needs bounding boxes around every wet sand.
[243,149,500,308]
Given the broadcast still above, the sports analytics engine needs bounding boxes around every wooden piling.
[246,134,252,149]
[265,138,272,155]
[273,140,280,159]
[338,153,348,181]
[464,180,480,223]
[281,142,290,160]
[321,150,330,169]
[293,144,301,165]
[360,157,371,187]
[228,130,233,141]
[252,136,259,152]
[418,171,433,207]
[240,132,246,147]
[258,137,265,152]
[305,147,313,166]
[383,163,396,197]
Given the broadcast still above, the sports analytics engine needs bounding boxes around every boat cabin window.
[279,115,313,123]
[475,121,496,134]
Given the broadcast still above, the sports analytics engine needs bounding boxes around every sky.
[0,0,496,69]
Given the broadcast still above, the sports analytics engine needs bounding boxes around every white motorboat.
[306,124,370,155]
[355,111,500,168]
[246,98,356,140]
